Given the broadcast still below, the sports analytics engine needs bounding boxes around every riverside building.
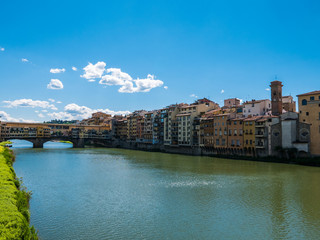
[13,80,312,158]
[297,91,320,156]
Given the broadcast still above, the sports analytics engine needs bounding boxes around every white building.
[243,99,271,117]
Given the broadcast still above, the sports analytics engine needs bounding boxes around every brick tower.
[270,80,283,116]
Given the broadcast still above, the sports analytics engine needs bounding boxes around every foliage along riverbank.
[0,146,38,240]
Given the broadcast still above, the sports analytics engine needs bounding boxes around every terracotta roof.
[297,91,320,97]
[213,113,230,117]
[243,116,263,121]
[228,117,245,121]
[176,113,191,117]
[180,105,194,109]
[255,115,278,122]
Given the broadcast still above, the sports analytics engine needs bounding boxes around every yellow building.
[243,116,260,156]
[227,117,244,154]
[297,91,320,155]
[213,114,229,151]
[127,114,137,141]
[36,127,50,138]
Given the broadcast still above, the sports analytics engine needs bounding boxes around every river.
[11,140,320,239]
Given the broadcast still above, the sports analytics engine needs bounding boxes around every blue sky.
[1,0,320,122]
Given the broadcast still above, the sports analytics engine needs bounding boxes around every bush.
[0,146,38,240]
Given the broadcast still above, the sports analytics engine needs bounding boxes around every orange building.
[213,114,229,151]
[227,117,244,154]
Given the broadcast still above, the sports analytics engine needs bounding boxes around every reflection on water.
[12,143,320,240]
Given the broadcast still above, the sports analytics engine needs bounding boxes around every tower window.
[306,112,309,116]
[302,99,307,105]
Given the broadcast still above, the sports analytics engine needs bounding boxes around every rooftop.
[297,90,320,97]
[244,99,270,104]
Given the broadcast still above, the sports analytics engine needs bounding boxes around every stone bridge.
[2,136,86,148]
[0,121,113,148]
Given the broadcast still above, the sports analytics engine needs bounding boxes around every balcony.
[256,142,265,149]
[256,132,266,137]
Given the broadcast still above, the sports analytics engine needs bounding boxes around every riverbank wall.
[0,146,38,240]
[88,139,320,167]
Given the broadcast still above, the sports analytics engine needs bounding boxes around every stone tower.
[270,80,283,116]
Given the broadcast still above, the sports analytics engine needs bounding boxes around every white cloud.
[42,110,48,113]
[38,113,45,118]
[48,103,130,120]
[265,88,270,91]
[47,79,64,90]
[0,47,4,51]
[0,111,34,122]
[56,101,62,104]
[50,68,65,73]
[99,68,163,93]
[81,61,164,93]
[221,89,225,94]
[81,61,106,81]
[164,86,168,90]
[132,75,163,93]
[100,68,132,86]
[21,58,29,62]
[35,110,39,113]
[3,99,57,110]
[48,98,55,102]
[190,94,198,98]
[72,66,77,71]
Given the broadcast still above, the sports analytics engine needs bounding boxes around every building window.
[302,99,307,105]
[306,112,309,116]
[310,96,315,101]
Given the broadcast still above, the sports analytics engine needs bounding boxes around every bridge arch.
[2,137,85,148]
[43,140,74,148]
[3,139,34,148]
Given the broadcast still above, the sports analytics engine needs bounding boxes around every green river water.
[11,140,320,239]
